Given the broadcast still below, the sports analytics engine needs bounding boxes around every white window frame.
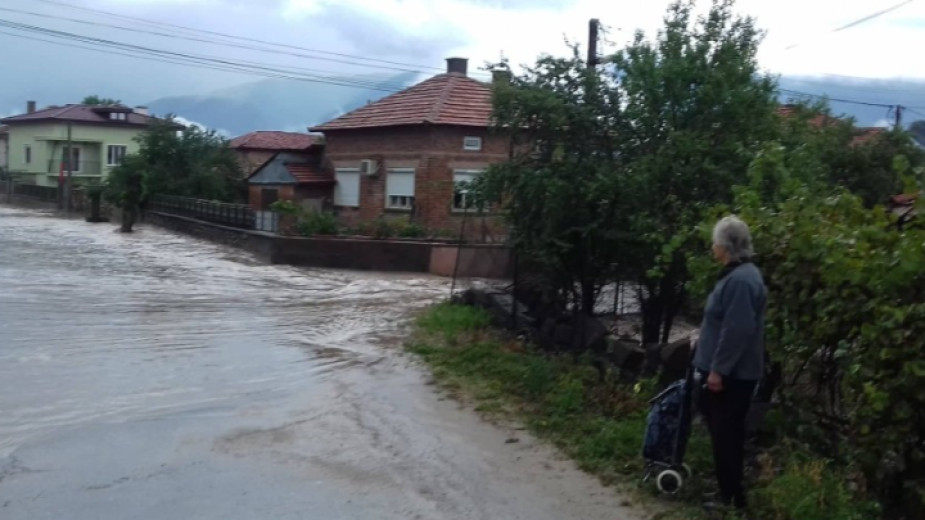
[452,169,483,212]
[334,168,360,207]
[385,168,416,211]
[24,145,31,164]
[107,144,128,166]
[463,136,482,151]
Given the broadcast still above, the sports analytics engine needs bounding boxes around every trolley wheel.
[656,469,683,494]
[681,463,693,479]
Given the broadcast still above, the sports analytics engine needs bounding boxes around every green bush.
[373,218,394,239]
[269,199,300,215]
[295,210,339,236]
[753,458,879,520]
[396,222,427,238]
[688,174,925,514]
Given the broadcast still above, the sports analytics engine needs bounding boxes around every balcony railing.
[46,160,103,176]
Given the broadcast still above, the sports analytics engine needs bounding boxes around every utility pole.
[587,18,599,67]
[65,121,73,212]
[895,105,904,129]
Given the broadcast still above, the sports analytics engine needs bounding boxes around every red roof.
[0,104,161,127]
[851,127,886,146]
[311,73,493,131]
[285,163,334,185]
[778,105,887,146]
[891,193,917,206]
[230,131,321,151]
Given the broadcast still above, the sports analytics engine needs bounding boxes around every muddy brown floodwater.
[0,207,644,520]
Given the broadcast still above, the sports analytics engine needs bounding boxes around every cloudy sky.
[0,0,922,108]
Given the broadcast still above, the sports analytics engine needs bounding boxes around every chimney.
[134,106,149,116]
[492,70,512,85]
[26,100,36,114]
[446,57,468,76]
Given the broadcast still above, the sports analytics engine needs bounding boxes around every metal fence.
[147,195,255,229]
[15,183,59,202]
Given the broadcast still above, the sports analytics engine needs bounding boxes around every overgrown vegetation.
[681,167,925,517]
[409,304,874,519]
[476,0,923,347]
[463,0,925,515]
[269,200,455,240]
[105,117,244,232]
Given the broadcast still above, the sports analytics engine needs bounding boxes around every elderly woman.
[693,216,766,512]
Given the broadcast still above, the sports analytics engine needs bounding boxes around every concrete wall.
[430,244,513,278]
[145,210,511,278]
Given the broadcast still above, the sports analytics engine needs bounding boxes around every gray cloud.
[306,4,465,65]
[461,0,575,8]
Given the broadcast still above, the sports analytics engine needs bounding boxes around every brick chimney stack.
[446,57,468,76]
[26,100,36,114]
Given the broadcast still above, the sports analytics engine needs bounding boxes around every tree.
[82,95,122,106]
[106,155,145,232]
[611,0,780,344]
[480,0,780,344]
[476,50,630,322]
[105,117,243,231]
[127,117,242,202]
[910,120,925,148]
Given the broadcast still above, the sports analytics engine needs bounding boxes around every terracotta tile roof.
[778,105,887,146]
[777,105,832,128]
[0,104,160,127]
[285,163,334,185]
[230,131,322,151]
[851,127,886,146]
[311,73,493,131]
[891,193,917,206]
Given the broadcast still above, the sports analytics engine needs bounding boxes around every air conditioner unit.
[359,159,378,176]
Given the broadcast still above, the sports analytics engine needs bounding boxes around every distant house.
[0,101,165,186]
[777,104,887,146]
[230,131,323,178]
[247,152,335,214]
[309,57,510,235]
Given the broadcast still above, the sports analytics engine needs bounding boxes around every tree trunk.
[580,279,596,316]
[121,205,136,233]
[641,287,664,346]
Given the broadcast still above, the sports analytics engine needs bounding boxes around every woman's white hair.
[712,215,754,262]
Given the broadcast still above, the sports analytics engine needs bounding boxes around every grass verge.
[406,303,880,520]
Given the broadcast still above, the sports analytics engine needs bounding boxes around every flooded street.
[0,207,640,520]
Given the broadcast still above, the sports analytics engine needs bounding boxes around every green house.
[0,101,163,187]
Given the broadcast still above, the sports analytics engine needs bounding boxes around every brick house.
[247,152,335,212]
[310,58,510,238]
[230,131,323,178]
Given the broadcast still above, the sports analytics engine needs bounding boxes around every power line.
[0,28,406,92]
[832,0,916,33]
[0,5,442,76]
[906,107,925,120]
[785,0,916,50]
[33,0,454,74]
[0,19,412,92]
[779,88,898,108]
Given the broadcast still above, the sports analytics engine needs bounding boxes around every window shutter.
[386,170,415,197]
[334,170,360,207]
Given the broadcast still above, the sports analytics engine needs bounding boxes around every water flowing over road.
[0,207,641,520]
